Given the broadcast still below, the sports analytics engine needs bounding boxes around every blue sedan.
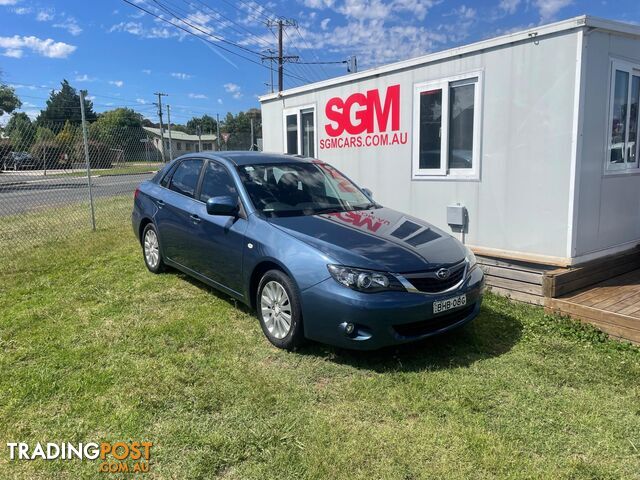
[132,152,484,350]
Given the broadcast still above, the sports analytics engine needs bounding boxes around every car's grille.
[393,304,475,337]
[404,262,466,293]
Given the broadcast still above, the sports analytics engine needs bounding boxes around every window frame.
[159,158,247,218]
[282,104,317,158]
[167,158,205,199]
[198,159,239,203]
[412,71,483,181]
[605,58,640,175]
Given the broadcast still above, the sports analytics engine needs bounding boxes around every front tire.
[142,223,165,273]
[257,270,304,350]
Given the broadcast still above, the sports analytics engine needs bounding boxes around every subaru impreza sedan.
[132,152,484,350]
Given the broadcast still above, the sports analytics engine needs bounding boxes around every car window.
[199,161,237,202]
[237,162,374,217]
[169,159,203,198]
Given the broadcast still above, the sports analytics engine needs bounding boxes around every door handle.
[190,214,202,224]
[155,199,165,208]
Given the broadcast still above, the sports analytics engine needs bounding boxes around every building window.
[186,143,192,151]
[283,106,316,158]
[412,73,482,179]
[607,59,640,173]
[203,143,212,150]
[177,142,182,150]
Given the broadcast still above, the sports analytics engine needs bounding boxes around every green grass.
[0,203,639,479]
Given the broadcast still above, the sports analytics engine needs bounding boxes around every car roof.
[201,151,316,166]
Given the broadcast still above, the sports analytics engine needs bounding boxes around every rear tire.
[256,270,305,350]
[142,223,165,273]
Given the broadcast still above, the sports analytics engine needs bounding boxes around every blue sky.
[0,0,638,125]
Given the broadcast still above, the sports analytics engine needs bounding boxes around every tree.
[37,79,96,128]
[35,126,55,142]
[89,108,146,162]
[219,109,262,150]
[186,114,217,135]
[5,112,35,152]
[0,84,21,116]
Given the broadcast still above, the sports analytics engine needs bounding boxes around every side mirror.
[362,187,373,199]
[206,195,239,216]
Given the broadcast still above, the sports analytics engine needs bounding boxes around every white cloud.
[188,93,208,99]
[300,0,335,9]
[136,98,147,104]
[320,18,331,30]
[3,48,23,58]
[217,98,223,104]
[75,74,95,82]
[109,80,124,87]
[14,7,31,14]
[142,69,152,74]
[171,72,192,80]
[499,0,521,14]
[534,0,572,21]
[224,82,242,99]
[109,21,180,39]
[85,95,95,101]
[0,0,20,5]
[0,35,76,59]
[53,18,82,36]
[36,10,53,22]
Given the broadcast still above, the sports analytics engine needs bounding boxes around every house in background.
[143,127,217,157]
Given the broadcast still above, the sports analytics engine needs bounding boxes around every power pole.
[166,104,173,161]
[261,49,276,93]
[154,92,168,162]
[250,118,255,151]
[216,113,221,151]
[196,125,202,152]
[265,19,298,92]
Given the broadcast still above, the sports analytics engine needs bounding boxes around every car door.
[190,160,248,294]
[154,158,205,270]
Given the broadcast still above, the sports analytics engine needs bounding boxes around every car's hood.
[267,207,466,273]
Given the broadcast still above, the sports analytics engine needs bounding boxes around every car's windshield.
[236,161,376,217]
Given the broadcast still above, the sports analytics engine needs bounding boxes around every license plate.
[433,295,467,315]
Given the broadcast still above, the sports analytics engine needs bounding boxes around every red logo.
[320,85,407,150]
[324,85,400,137]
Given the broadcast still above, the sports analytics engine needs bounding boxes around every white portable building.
[260,16,640,269]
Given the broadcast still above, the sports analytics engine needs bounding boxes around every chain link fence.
[0,96,261,253]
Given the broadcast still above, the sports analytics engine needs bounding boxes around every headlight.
[327,265,405,293]
[465,248,477,271]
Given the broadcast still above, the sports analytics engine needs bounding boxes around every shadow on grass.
[174,271,254,315]
[174,268,522,373]
[298,304,523,372]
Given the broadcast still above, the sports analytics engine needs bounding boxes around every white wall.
[574,30,640,258]
[262,31,579,260]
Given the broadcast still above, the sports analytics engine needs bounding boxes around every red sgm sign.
[319,84,408,150]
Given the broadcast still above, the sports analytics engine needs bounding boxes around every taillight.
[134,187,140,199]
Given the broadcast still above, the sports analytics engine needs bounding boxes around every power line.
[293,25,330,79]
[186,0,273,50]
[120,0,310,84]
[151,0,263,57]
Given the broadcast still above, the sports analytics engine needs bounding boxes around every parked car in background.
[2,152,41,171]
[132,152,485,350]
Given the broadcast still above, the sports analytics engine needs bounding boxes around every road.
[0,173,153,216]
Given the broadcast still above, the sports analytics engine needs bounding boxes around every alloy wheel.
[144,228,160,269]
[260,281,292,339]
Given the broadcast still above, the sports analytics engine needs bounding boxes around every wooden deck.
[546,269,640,344]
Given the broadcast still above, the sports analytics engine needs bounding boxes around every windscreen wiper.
[312,206,346,215]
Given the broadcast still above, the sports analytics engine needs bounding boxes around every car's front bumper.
[300,266,485,350]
